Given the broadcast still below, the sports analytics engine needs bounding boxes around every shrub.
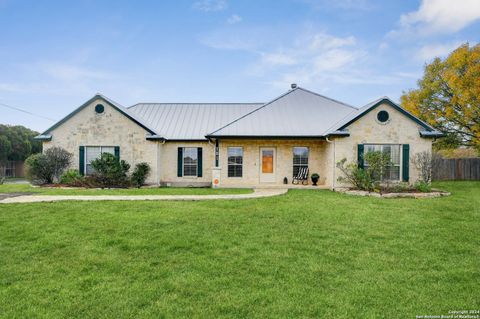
[415,180,432,193]
[336,159,374,191]
[26,153,53,184]
[131,162,151,188]
[90,153,130,188]
[337,151,392,192]
[45,147,73,182]
[25,147,72,184]
[60,169,84,186]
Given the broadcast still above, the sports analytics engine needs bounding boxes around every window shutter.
[177,147,183,177]
[357,144,364,169]
[79,146,85,176]
[402,144,410,182]
[197,147,203,177]
[114,146,120,161]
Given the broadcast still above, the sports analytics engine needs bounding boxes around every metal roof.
[207,87,357,138]
[37,87,442,141]
[128,103,263,140]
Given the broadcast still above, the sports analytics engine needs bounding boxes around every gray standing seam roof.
[37,86,441,141]
[128,103,263,140]
[207,87,357,137]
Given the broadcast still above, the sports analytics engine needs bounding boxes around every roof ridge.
[296,87,358,110]
[207,88,300,136]
[128,102,264,109]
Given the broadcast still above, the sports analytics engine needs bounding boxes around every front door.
[260,147,276,183]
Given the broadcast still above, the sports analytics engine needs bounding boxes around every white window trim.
[227,146,243,178]
[84,146,116,176]
[182,147,198,178]
[293,146,309,176]
[364,144,402,182]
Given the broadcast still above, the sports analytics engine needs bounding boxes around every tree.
[25,147,72,184]
[400,43,480,151]
[0,124,42,161]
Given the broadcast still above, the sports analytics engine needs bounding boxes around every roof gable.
[207,87,356,138]
[37,94,159,139]
[335,97,439,132]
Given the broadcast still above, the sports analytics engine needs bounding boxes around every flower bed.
[339,189,451,198]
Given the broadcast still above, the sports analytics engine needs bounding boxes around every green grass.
[0,181,479,318]
[0,183,252,195]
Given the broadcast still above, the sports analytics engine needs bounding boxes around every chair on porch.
[292,167,309,185]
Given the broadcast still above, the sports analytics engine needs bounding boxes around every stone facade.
[328,102,433,188]
[160,141,214,187]
[43,98,160,184]
[217,139,328,187]
[42,99,434,188]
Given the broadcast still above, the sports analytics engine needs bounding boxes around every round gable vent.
[377,110,389,123]
[95,104,105,114]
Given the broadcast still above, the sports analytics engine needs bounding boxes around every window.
[85,146,115,175]
[364,144,401,181]
[183,147,198,177]
[293,147,309,176]
[228,147,243,177]
[377,110,389,123]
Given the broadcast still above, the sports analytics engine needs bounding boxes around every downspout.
[156,139,166,185]
[326,136,335,190]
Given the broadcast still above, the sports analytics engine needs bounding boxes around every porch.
[212,139,333,189]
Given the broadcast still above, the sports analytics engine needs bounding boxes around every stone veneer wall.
[329,102,433,188]
[160,141,214,187]
[217,139,328,187]
[42,98,160,184]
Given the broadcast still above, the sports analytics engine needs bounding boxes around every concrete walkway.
[0,188,288,204]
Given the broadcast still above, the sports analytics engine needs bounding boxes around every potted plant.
[311,173,320,186]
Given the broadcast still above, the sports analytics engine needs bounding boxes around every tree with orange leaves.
[401,43,480,152]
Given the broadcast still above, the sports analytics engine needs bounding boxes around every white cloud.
[395,0,480,35]
[308,33,356,51]
[415,41,465,61]
[227,14,242,24]
[193,0,227,12]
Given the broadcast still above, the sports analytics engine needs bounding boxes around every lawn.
[0,183,252,195]
[0,181,478,318]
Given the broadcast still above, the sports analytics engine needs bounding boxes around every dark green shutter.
[197,147,203,177]
[357,144,364,169]
[79,146,85,176]
[177,148,183,177]
[114,146,120,161]
[402,144,410,182]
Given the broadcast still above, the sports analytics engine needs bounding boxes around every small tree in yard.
[131,162,151,188]
[364,151,391,186]
[25,147,72,184]
[412,151,441,184]
[90,153,130,188]
[45,147,73,182]
[336,159,373,191]
[337,151,391,191]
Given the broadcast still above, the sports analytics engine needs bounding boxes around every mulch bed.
[340,189,451,198]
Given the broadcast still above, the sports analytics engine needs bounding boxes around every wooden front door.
[260,147,275,183]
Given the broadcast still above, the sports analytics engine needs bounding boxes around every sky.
[0,0,479,132]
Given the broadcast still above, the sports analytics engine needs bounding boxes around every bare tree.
[412,151,441,184]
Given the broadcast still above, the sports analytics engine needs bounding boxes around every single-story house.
[35,85,443,188]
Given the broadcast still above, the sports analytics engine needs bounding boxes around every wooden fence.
[432,158,480,180]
